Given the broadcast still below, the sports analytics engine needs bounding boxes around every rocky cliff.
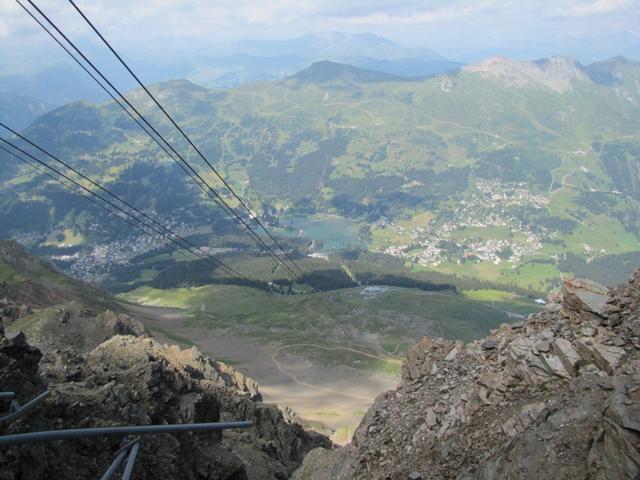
[0,316,330,479]
[292,272,640,479]
[0,247,331,480]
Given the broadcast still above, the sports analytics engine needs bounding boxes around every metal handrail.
[0,420,254,446]
[0,390,254,478]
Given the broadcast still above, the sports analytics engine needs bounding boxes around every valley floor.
[119,283,541,443]
[125,302,398,444]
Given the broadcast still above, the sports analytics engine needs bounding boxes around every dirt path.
[270,348,375,402]
[269,343,401,402]
[274,343,402,365]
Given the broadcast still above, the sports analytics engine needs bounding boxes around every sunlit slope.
[119,284,540,354]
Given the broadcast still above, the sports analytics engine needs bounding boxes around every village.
[45,216,200,283]
[376,179,552,267]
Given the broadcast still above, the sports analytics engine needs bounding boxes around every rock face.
[0,242,330,479]
[1,323,329,480]
[292,271,640,479]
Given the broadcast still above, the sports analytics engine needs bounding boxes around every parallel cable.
[23,0,301,282]
[2,143,289,304]
[66,0,335,301]
[17,0,329,302]
[13,0,211,200]
[0,134,246,280]
[68,0,307,278]
[0,144,224,269]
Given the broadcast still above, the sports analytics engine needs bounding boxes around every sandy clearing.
[124,302,399,444]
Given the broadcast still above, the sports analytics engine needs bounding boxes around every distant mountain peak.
[289,60,406,84]
[600,55,630,64]
[464,55,590,92]
[230,32,444,62]
[584,55,638,86]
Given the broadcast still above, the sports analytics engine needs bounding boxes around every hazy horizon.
[1,0,639,75]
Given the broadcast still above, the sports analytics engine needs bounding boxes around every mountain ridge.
[464,55,591,92]
[461,54,640,92]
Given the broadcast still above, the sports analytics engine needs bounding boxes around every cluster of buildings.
[47,216,200,283]
[582,243,607,263]
[377,180,553,267]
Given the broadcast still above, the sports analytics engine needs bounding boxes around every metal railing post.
[121,440,140,480]
[99,447,129,480]
[0,391,50,427]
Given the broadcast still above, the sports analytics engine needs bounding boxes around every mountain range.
[0,32,462,119]
[1,54,639,289]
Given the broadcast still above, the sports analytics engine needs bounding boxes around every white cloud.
[328,6,475,25]
[550,0,636,17]
[0,0,319,40]
[0,0,638,66]
[326,1,504,25]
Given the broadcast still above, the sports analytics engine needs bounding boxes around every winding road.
[269,343,401,401]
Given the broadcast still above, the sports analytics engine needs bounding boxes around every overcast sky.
[1,0,639,72]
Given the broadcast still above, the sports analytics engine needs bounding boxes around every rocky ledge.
[292,271,640,479]
[0,317,330,479]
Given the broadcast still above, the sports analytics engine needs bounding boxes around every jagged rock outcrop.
[7,301,148,354]
[1,334,330,480]
[292,271,640,479]
[0,240,331,479]
[0,297,31,331]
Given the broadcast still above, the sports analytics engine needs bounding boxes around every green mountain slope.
[1,55,639,289]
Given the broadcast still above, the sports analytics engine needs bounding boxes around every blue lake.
[278,214,362,252]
